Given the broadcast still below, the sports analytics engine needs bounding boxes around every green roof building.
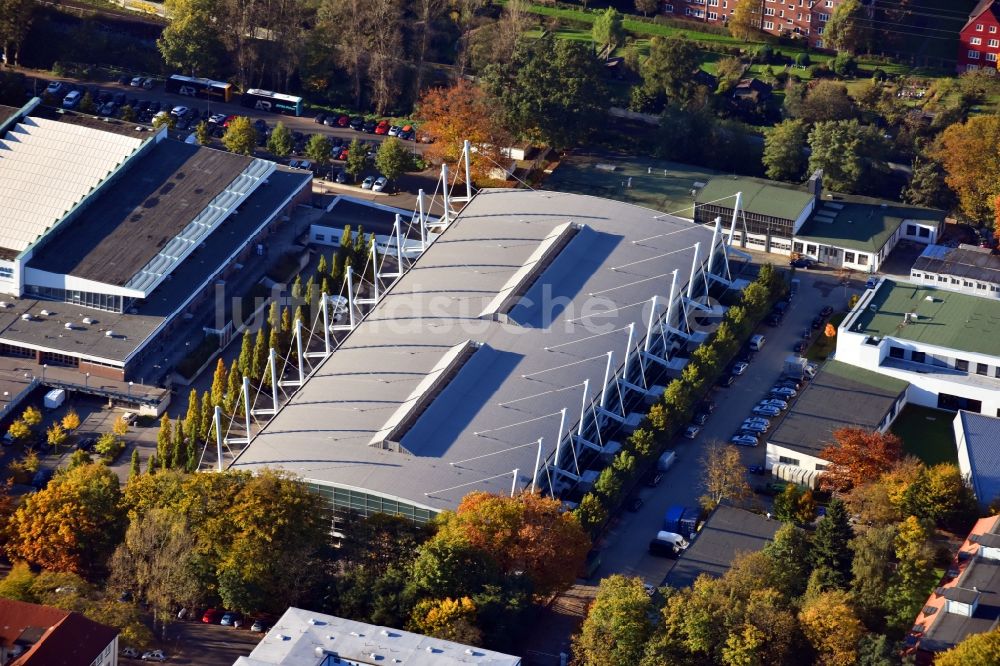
[694,172,944,271]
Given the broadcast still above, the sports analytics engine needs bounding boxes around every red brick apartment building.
[958,0,1000,72]
[663,0,843,48]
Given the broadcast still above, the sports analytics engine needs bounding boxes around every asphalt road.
[593,261,867,587]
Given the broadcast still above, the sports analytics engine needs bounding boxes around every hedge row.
[574,264,787,536]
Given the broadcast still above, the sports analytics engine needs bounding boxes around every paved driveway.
[593,264,865,587]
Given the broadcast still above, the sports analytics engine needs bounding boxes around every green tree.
[200,389,213,441]
[252,326,268,381]
[171,419,186,470]
[0,0,34,66]
[935,628,1000,666]
[408,596,481,644]
[594,466,623,506]
[641,36,700,107]
[224,359,242,416]
[7,419,30,443]
[22,406,41,428]
[120,104,136,122]
[809,499,854,591]
[701,442,752,511]
[183,389,200,443]
[482,35,607,148]
[849,524,896,626]
[158,0,222,75]
[210,357,227,409]
[79,92,96,114]
[305,133,332,164]
[763,523,813,598]
[824,0,871,55]
[903,153,957,211]
[885,516,938,632]
[67,448,93,470]
[194,120,211,145]
[763,119,808,182]
[592,8,625,54]
[152,112,176,130]
[374,138,410,191]
[345,138,368,182]
[799,590,866,665]
[729,0,764,41]
[156,414,172,466]
[789,80,857,124]
[267,121,293,158]
[573,575,654,666]
[4,463,124,574]
[222,116,257,156]
[237,330,254,376]
[575,492,607,535]
[808,119,886,194]
[935,114,1000,225]
[46,423,67,452]
[129,448,140,479]
[634,0,658,16]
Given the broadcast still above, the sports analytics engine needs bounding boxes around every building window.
[991,39,1000,47]
[977,363,988,376]
[977,23,985,31]
[971,37,983,45]
[845,251,856,264]
[978,282,988,290]
[952,278,960,284]
[911,351,926,364]
[764,20,775,29]
[818,13,829,21]
[779,456,801,465]
[708,11,718,18]
[906,223,917,235]
[970,50,981,59]
[815,463,828,471]
[793,242,804,253]
[807,244,817,255]
[889,346,904,359]
[314,234,325,241]
[919,227,930,238]
[956,359,969,372]
[988,53,998,62]
[857,254,868,265]
[825,0,832,5]
[765,6,775,14]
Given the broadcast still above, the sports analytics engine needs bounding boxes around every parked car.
[349,116,364,130]
[759,398,788,410]
[793,340,808,353]
[648,538,680,558]
[731,434,759,447]
[692,412,709,426]
[811,316,824,330]
[130,75,145,87]
[202,608,222,623]
[682,425,701,440]
[800,328,811,340]
[790,257,814,268]
[122,411,138,425]
[98,101,117,116]
[717,374,736,388]
[820,305,834,317]
[698,398,716,414]
[645,472,662,487]
[626,496,644,512]
[362,120,376,133]
[747,464,765,474]
[142,77,155,89]
[372,176,388,192]
[170,105,190,118]
[141,650,167,662]
[220,612,241,626]
[866,276,879,289]
[45,81,66,95]
[374,120,390,134]
[62,90,82,109]
[251,618,269,632]
[31,469,54,490]
[388,125,401,136]
[770,386,797,398]
[337,115,350,127]
[121,647,140,659]
[732,361,749,376]
[752,405,780,417]
[335,169,348,184]
[314,112,327,124]
[361,176,374,190]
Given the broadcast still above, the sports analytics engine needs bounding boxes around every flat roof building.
[665,504,780,588]
[837,278,1000,417]
[694,173,943,270]
[0,98,312,387]
[907,515,1000,662]
[911,243,1000,300]
[233,607,521,666]
[954,410,1000,509]
[232,188,737,523]
[765,360,908,484]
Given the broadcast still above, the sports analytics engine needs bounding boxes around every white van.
[657,450,677,472]
[749,334,766,351]
[654,531,690,550]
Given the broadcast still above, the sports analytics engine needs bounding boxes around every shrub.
[795,52,811,67]
[755,44,773,63]
[831,53,857,77]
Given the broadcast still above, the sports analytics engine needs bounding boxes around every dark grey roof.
[317,197,423,239]
[665,504,780,588]
[0,105,18,127]
[921,559,1000,652]
[0,167,310,364]
[957,411,1000,506]
[27,141,253,286]
[913,244,1000,286]
[942,587,980,604]
[232,188,720,512]
[767,360,908,458]
[979,533,1000,548]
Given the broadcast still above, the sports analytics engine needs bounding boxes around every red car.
[337,115,350,127]
[374,120,390,135]
[202,608,223,623]
[337,147,349,161]
[222,115,237,128]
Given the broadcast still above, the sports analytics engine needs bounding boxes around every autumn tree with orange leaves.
[5,463,124,574]
[934,114,1000,225]
[819,427,903,493]
[414,79,510,185]
[434,491,590,595]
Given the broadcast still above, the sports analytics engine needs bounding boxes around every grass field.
[891,404,958,466]
[542,154,725,217]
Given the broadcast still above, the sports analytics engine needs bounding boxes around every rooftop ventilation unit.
[869,304,877,312]
[39,309,50,316]
[0,302,9,308]
[105,330,115,338]
[64,322,75,330]
[82,317,94,325]
[20,313,32,321]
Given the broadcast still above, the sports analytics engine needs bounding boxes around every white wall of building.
[910,268,1000,300]
[765,443,830,472]
[954,413,974,494]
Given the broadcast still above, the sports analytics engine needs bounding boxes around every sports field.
[542,153,725,219]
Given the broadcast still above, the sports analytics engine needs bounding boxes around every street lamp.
[85,372,90,389]
[128,381,133,398]
[42,364,47,382]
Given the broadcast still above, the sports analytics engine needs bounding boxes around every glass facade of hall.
[305,481,436,526]
[25,285,134,313]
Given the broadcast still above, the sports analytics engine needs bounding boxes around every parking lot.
[593,261,867,586]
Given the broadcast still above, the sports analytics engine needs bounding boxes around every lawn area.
[543,153,723,217]
[890,405,958,466]
[805,312,845,363]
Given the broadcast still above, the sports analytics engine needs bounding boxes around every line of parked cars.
[314,113,418,141]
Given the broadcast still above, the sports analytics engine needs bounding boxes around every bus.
[240,89,304,117]
[165,75,233,103]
